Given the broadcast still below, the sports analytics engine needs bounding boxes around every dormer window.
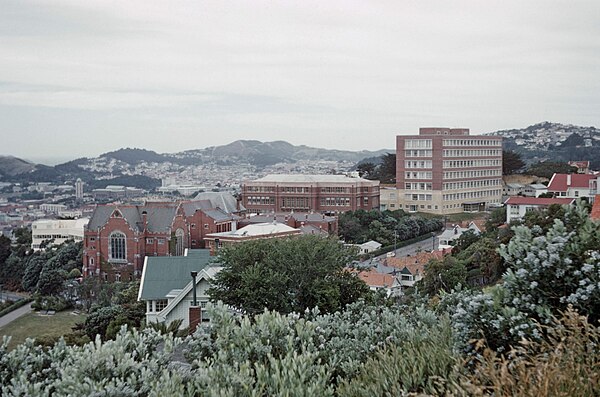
[111,210,122,218]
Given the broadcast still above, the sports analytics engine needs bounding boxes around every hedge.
[0,298,33,318]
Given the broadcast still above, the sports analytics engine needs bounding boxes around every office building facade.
[394,127,502,214]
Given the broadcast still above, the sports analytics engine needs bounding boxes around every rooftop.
[504,197,576,206]
[249,174,378,184]
[547,173,597,191]
[138,249,214,300]
[206,222,300,238]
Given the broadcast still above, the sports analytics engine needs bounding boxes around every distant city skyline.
[1,1,599,160]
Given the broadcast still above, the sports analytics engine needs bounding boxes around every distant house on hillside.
[568,161,590,174]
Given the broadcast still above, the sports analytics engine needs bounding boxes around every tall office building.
[391,127,502,214]
[75,178,84,200]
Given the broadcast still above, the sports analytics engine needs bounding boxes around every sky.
[1,0,599,163]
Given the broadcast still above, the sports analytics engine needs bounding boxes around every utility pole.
[394,231,397,256]
[431,232,435,252]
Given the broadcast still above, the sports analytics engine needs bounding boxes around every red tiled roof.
[504,197,576,206]
[547,173,597,191]
[591,195,600,221]
[357,269,395,287]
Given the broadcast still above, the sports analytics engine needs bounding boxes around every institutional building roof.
[250,174,378,184]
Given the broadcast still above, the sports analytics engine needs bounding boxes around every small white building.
[357,240,382,254]
[504,197,576,223]
[31,217,89,250]
[523,183,548,197]
[438,222,481,249]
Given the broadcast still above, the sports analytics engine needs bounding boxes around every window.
[191,223,196,229]
[89,257,94,266]
[157,238,165,245]
[109,231,126,261]
[175,228,185,256]
[204,224,209,229]
[155,299,168,312]
[146,238,154,244]
[115,273,121,282]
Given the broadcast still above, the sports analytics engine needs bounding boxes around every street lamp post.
[431,232,436,252]
[394,231,397,255]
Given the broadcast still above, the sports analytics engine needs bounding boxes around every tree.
[419,256,467,296]
[502,150,525,175]
[0,235,11,264]
[356,162,376,179]
[378,153,396,184]
[527,161,577,179]
[208,236,370,315]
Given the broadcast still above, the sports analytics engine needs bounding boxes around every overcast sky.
[1,0,599,163]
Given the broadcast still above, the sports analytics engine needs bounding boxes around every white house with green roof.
[138,248,222,329]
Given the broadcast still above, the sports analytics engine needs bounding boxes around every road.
[0,291,28,303]
[387,236,438,259]
[0,302,33,329]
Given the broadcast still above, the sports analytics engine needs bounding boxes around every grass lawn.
[0,310,86,350]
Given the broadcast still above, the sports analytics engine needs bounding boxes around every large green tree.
[208,236,370,315]
[502,150,525,175]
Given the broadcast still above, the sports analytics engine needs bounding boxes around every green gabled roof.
[139,249,214,300]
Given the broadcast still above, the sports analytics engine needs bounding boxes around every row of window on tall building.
[404,182,433,191]
[404,139,432,149]
[443,169,501,179]
[443,159,501,168]
[442,139,502,147]
[405,171,433,179]
[442,189,501,201]
[443,179,501,190]
[405,160,433,169]
[404,150,433,157]
[443,149,502,157]
[403,193,433,201]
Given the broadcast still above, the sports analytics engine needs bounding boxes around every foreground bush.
[458,308,600,397]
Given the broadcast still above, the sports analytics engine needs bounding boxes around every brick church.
[83,198,241,282]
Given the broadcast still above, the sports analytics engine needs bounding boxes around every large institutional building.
[383,127,503,214]
[31,218,89,251]
[241,174,380,214]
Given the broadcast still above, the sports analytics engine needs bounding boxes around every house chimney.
[567,174,571,186]
[188,306,201,334]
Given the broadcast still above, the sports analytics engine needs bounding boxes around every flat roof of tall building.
[249,174,378,184]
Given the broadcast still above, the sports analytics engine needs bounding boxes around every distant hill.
[174,140,393,167]
[0,156,36,178]
[1,140,394,184]
[101,148,170,164]
[485,122,600,168]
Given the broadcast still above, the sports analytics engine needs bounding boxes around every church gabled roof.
[87,203,179,233]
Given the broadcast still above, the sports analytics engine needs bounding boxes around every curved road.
[0,302,33,329]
